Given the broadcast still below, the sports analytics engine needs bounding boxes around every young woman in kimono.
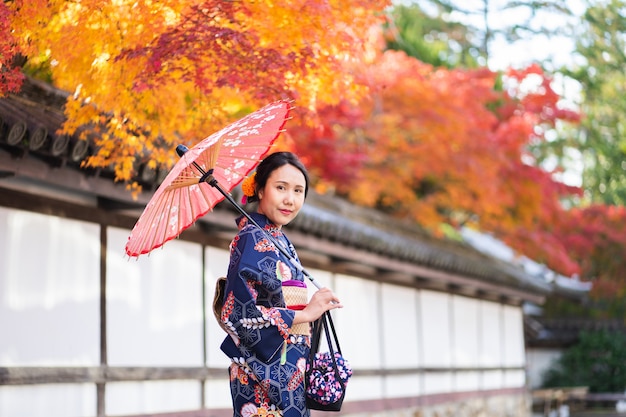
[220,152,343,417]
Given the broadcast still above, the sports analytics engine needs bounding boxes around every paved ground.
[537,411,626,417]
[534,409,626,417]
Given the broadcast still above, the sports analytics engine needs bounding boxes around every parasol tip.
[176,144,189,157]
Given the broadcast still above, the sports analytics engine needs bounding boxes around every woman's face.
[257,163,306,227]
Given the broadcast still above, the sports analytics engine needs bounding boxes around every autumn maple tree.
[7,0,390,186]
[376,2,626,308]
[291,50,577,227]
[290,30,626,295]
[5,1,626,297]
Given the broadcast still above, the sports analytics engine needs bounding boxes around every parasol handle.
[176,145,324,290]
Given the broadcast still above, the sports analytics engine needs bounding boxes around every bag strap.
[308,315,322,362]
[324,311,342,354]
[321,313,346,390]
[309,311,341,355]
[307,312,346,390]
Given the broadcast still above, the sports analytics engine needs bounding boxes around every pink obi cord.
[282,280,306,288]
[282,280,308,311]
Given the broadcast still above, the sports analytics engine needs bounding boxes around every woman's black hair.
[247,152,309,204]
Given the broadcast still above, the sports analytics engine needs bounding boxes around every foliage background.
[3,0,626,317]
[541,330,626,392]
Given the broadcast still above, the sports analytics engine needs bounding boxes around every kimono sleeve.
[220,228,295,363]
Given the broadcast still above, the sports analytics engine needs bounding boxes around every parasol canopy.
[125,100,291,257]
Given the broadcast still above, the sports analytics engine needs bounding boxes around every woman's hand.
[293,287,343,324]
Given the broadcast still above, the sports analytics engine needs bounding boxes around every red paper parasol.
[125,100,291,258]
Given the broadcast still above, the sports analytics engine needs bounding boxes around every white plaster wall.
[0,384,95,417]
[455,370,481,392]
[334,274,383,401]
[346,376,385,401]
[106,380,200,415]
[452,295,480,368]
[526,348,562,388]
[422,372,454,394]
[452,295,481,391]
[334,274,382,369]
[502,305,526,368]
[205,378,233,408]
[303,267,335,297]
[479,301,503,367]
[420,290,452,367]
[0,207,100,417]
[381,283,420,369]
[107,227,204,367]
[384,374,422,398]
[482,370,505,390]
[0,205,532,416]
[0,207,100,366]
[504,369,526,388]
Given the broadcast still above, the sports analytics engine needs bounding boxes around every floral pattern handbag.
[305,311,352,411]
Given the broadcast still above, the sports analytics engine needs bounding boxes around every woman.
[220,152,342,417]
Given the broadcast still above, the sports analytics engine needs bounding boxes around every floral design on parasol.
[125,100,291,258]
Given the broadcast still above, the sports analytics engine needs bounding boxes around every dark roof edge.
[289,192,553,295]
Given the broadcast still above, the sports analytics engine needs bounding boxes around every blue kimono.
[221,212,311,417]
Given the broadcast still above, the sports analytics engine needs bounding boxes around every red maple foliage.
[288,49,590,282]
[556,205,626,296]
[0,2,24,97]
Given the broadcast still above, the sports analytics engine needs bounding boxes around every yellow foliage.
[9,0,390,185]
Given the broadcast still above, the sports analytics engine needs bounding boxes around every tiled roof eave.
[0,81,565,302]
[289,203,553,295]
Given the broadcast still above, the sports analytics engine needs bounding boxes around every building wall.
[526,348,562,389]
[0,205,530,417]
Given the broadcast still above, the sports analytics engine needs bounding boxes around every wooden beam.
[0,366,226,385]
[295,249,332,269]
[333,261,378,276]
[0,364,525,386]
[377,272,415,286]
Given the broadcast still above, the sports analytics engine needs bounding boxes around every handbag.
[305,311,352,411]
[212,276,229,333]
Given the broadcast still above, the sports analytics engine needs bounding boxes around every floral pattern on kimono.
[221,212,310,417]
